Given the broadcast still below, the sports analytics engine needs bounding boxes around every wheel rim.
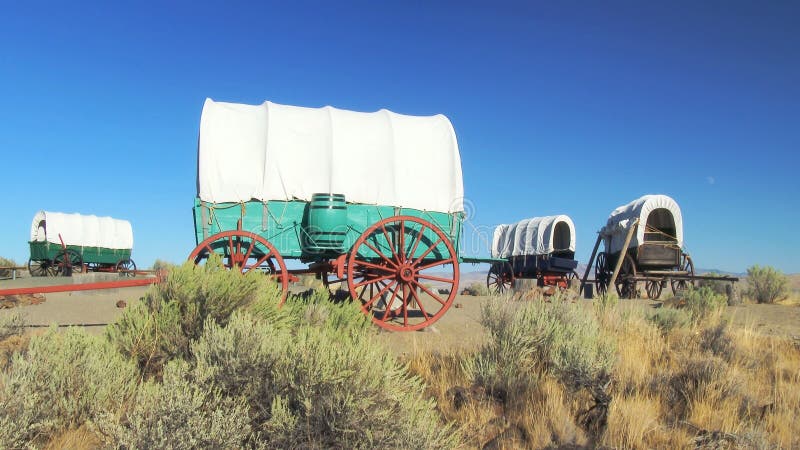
[595,252,609,295]
[116,259,137,277]
[671,254,695,295]
[347,216,459,331]
[54,249,83,276]
[188,230,290,305]
[615,254,637,299]
[646,280,662,300]
[487,262,513,295]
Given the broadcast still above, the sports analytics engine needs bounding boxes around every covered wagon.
[593,194,692,299]
[28,211,135,276]
[486,215,578,294]
[190,99,466,331]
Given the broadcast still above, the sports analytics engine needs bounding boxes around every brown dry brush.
[405,289,800,449]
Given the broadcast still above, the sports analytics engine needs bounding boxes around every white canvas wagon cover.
[198,99,464,213]
[491,215,576,258]
[29,211,133,250]
[600,194,683,254]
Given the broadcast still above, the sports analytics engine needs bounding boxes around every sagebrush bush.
[473,297,616,397]
[0,328,137,447]
[151,258,175,272]
[106,256,283,377]
[697,272,733,297]
[0,312,24,341]
[0,256,16,278]
[746,265,788,304]
[684,286,727,322]
[648,308,690,334]
[191,302,458,449]
[94,359,252,449]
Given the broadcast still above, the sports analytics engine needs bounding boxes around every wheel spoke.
[406,224,427,260]
[417,259,454,272]
[417,273,456,284]
[252,251,275,270]
[410,283,432,322]
[353,259,395,274]
[362,241,399,269]
[380,224,401,263]
[399,220,406,262]
[412,237,443,265]
[363,280,397,313]
[353,272,396,289]
[417,282,448,306]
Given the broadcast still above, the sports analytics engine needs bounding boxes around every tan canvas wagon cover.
[600,194,683,254]
[30,211,133,250]
[491,215,576,258]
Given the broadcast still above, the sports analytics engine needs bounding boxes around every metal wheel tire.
[671,254,696,295]
[116,258,137,277]
[595,252,610,295]
[347,215,459,332]
[487,262,513,295]
[53,249,83,276]
[646,280,663,300]
[188,230,290,305]
[615,254,637,299]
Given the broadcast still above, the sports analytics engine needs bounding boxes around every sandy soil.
[1,275,798,349]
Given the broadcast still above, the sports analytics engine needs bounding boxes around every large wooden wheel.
[346,216,459,331]
[671,253,695,295]
[646,280,663,300]
[188,230,290,305]
[595,252,610,295]
[615,254,637,299]
[53,249,83,276]
[116,258,137,277]
[487,262,513,295]
[28,259,56,277]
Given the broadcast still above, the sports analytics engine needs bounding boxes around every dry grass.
[43,425,101,450]
[405,299,800,449]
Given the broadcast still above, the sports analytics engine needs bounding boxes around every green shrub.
[151,258,175,272]
[106,256,283,377]
[463,281,489,296]
[0,256,16,278]
[696,272,732,297]
[473,298,616,396]
[745,265,789,304]
[94,359,252,449]
[594,292,619,315]
[0,328,137,447]
[191,305,458,449]
[0,312,24,341]
[648,308,690,334]
[684,286,727,322]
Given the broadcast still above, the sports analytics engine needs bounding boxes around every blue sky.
[1,1,798,273]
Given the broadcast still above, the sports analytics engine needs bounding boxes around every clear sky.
[1,1,798,273]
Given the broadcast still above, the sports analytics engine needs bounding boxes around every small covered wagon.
[486,215,578,294]
[28,211,135,276]
[592,194,692,299]
[190,99,466,331]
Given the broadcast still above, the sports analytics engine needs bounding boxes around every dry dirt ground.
[1,274,799,351]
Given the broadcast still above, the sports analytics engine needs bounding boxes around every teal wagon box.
[189,98,467,331]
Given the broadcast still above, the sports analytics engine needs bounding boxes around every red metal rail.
[0,277,158,296]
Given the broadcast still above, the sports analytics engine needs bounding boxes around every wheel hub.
[397,263,416,282]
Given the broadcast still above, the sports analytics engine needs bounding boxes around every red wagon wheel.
[188,230,290,305]
[346,216,460,332]
[53,249,84,276]
[116,258,137,278]
[487,262,513,295]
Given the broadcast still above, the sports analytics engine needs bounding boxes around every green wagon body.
[192,198,463,263]
[28,241,132,265]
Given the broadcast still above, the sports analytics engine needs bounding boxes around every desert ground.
[1,271,798,350]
